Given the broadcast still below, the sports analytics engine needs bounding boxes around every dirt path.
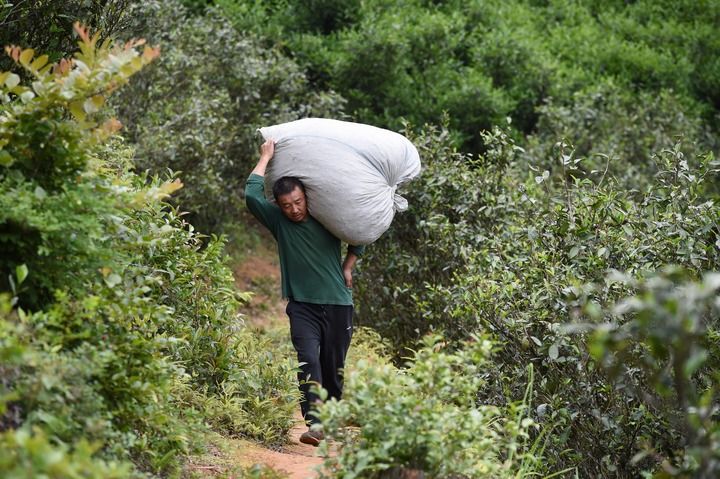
[224,241,329,478]
[230,414,326,478]
[184,418,327,478]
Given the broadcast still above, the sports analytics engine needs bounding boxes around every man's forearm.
[251,156,270,177]
[342,251,359,288]
[343,252,358,273]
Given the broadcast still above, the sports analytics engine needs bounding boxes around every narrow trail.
[228,243,328,478]
[231,416,326,478]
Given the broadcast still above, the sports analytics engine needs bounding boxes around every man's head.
[273,176,308,222]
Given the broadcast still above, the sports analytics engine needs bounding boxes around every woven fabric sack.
[258,118,421,245]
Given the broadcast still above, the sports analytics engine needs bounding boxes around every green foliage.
[526,81,712,186]
[220,0,720,154]
[584,269,720,477]
[177,327,300,446]
[317,334,544,478]
[5,1,720,477]
[0,1,134,73]
[236,463,290,479]
[0,24,160,309]
[114,0,346,232]
[354,122,720,475]
[0,427,133,479]
[0,24,297,476]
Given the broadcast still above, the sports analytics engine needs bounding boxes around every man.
[245,138,365,446]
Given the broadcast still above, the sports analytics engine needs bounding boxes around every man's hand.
[260,139,275,161]
[343,267,353,288]
[251,139,275,177]
[342,251,359,288]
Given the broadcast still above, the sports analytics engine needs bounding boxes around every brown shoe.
[299,429,324,447]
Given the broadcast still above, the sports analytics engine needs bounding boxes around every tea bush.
[583,269,720,477]
[525,81,712,188]
[354,122,720,476]
[0,0,134,73]
[317,334,545,478]
[0,24,297,476]
[219,0,720,155]
[0,427,133,479]
[114,0,346,232]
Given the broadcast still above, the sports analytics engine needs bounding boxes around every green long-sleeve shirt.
[245,173,365,305]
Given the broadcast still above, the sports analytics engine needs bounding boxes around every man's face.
[277,186,308,222]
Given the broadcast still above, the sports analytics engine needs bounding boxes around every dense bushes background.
[2,0,720,477]
[219,0,719,155]
[0,0,134,73]
[113,0,346,233]
[354,123,720,475]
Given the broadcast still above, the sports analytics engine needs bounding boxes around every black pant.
[286,299,353,425]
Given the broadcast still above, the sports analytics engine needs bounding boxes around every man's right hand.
[260,139,275,162]
[252,139,275,177]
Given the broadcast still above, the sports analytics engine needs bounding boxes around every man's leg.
[320,304,354,401]
[287,300,324,424]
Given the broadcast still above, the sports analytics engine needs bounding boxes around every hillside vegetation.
[1,0,719,477]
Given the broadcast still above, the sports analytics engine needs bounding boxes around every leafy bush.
[114,0,346,232]
[526,81,712,187]
[0,427,133,479]
[0,0,134,73]
[584,269,720,477]
[317,334,545,478]
[354,122,720,475]
[0,23,298,476]
[220,0,720,154]
[177,327,300,446]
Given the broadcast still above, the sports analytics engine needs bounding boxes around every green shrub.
[0,23,298,476]
[220,0,719,154]
[0,427,133,479]
[0,0,134,73]
[317,334,545,478]
[526,81,711,186]
[354,122,720,475]
[583,268,720,477]
[114,0,346,232]
[178,328,300,446]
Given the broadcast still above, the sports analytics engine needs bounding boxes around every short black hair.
[273,176,306,201]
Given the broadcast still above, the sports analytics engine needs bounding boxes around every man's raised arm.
[246,139,279,232]
[252,139,275,177]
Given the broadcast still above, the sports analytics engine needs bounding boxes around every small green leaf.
[16,264,28,285]
[549,344,559,360]
[684,350,708,378]
[0,150,13,167]
[20,91,35,103]
[30,54,49,71]
[83,95,105,114]
[18,48,34,66]
[105,273,122,288]
[69,101,86,121]
[4,73,20,89]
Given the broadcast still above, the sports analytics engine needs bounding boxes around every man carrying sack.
[245,138,365,446]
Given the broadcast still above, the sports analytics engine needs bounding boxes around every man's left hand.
[343,268,353,288]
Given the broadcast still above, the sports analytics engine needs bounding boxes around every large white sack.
[258,118,421,245]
